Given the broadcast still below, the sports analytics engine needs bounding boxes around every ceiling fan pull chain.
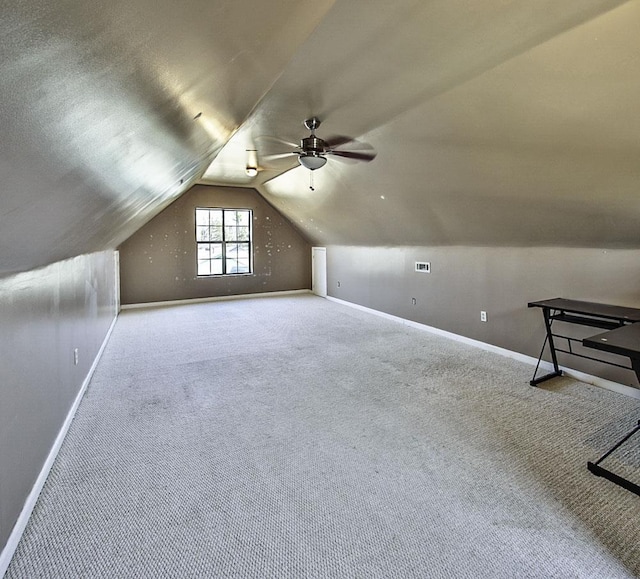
[309,171,315,191]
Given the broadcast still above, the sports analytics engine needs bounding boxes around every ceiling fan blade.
[323,135,357,149]
[325,135,376,156]
[260,153,299,171]
[255,135,300,149]
[327,150,377,162]
[262,152,298,162]
[260,152,299,171]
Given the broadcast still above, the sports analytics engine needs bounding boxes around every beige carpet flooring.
[5,294,640,578]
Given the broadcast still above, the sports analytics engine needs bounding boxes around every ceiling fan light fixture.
[298,153,327,171]
[245,148,259,177]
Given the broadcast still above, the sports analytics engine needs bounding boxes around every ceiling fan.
[262,117,377,172]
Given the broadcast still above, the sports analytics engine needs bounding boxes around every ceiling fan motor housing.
[301,135,326,155]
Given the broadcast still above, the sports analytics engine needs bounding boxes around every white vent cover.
[415,261,431,273]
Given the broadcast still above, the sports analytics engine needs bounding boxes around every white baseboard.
[121,289,312,311]
[0,313,119,577]
[326,296,640,400]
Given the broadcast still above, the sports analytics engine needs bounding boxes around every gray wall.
[119,185,311,305]
[0,250,118,553]
[327,245,640,387]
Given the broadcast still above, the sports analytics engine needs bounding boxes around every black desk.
[529,298,640,497]
[583,323,640,382]
[528,298,640,387]
[583,323,640,496]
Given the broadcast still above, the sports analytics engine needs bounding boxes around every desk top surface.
[583,323,640,357]
[528,298,640,322]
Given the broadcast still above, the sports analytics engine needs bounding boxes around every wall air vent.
[415,261,431,273]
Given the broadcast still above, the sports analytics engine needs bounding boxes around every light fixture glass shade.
[245,166,258,177]
[298,154,327,170]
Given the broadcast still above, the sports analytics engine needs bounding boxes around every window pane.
[196,226,210,242]
[211,210,223,226]
[211,259,223,275]
[236,259,250,273]
[226,243,239,258]
[197,244,211,259]
[237,211,250,226]
[211,244,223,259]
[196,209,210,226]
[235,226,249,241]
[236,244,249,259]
[226,259,239,274]
[225,226,237,241]
[225,210,240,226]
[211,226,223,241]
[197,260,211,276]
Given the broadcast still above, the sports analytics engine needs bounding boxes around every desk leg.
[587,420,640,497]
[630,357,640,387]
[530,307,563,386]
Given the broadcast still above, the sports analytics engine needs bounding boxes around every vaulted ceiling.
[1,0,638,276]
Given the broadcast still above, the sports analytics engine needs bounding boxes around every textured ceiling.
[1,0,638,275]
[203,0,640,248]
[0,0,332,275]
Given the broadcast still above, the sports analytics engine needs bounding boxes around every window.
[196,208,252,276]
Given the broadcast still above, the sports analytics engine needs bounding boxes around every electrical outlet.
[480,311,487,322]
[412,297,417,305]
[73,348,79,365]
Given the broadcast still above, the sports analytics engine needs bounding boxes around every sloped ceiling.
[1,0,638,275]
[202,0,640,248]
[0,0,333,275]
